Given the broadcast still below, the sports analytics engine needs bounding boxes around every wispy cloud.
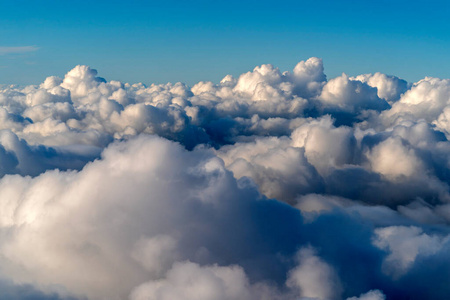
[0,46,39,55]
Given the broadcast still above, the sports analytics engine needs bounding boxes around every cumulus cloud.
[346,290,386,300]
[286,246,343,300]
[0,58,449,299]
[129,262,256,300]
[318,73,389,113]
[373,226,450,278]
[381,77,450,127]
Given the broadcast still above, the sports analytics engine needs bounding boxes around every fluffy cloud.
[347,290,386,300]
[0,46,39,55]
[286,246,343,300]
[0,58,449,300]
[381,77,450,127]
[318,74,389,113]
[216,136,323,203]
[373,226,450,278]
[352,73,408,104]
[129,262,256,300]
[130,247,348,300]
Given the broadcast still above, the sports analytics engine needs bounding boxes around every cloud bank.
[0,58,449,299]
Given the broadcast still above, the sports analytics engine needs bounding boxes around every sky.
[1,0,450,85]
[2,2,450,300]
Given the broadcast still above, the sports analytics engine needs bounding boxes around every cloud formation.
[0,46,39,55]
[0,58,449,299]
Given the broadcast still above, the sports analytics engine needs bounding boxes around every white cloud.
[373,226,450,278]
[287,246,342,300]
[318,73,389,113]
[352,73,408,104]
[291,116,356,175]
[0,46,39,55]
[0,58,449,300]
[366,136,423,179]
[129,262,254,300]
[346,290,386,300]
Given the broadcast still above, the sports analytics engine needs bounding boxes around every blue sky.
[1,0,449,85]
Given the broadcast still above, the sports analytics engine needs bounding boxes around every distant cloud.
[0,46,39,55]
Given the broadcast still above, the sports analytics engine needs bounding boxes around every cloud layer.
[0,58,449,299]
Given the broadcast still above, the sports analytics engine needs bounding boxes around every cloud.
[286,246,343,300]
[0,277,81,300]
[129,262,255,300]
[130,247,352,300]
[373,226,450,278]
[318,73,389,113]
[0,134,443,300]
[0,58,449,299]
[0,46,39,55]
[352,73,408,104]
[347,290,386,300]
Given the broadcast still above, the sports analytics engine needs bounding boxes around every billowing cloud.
[347,290,386,300]
[0,58,449,299]
[286,246,343,300]
[373,226,450,278]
